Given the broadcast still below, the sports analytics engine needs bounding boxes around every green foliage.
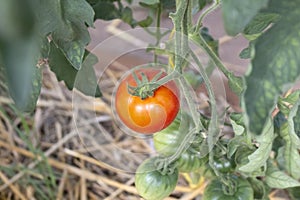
[192,0,212,14]
[221,0,269,36]
[288,187,300,200]
[0,38,42,112]
[238,118,274,174]
[0,0,103,111]
[247,178,269,200]
[230,113,245,136]
[37,0,95,70]
[48,42,101,97]
[139,0,176,10]
[90,0,153,27]
[243,0,300,135]
[277,93,300,179]
[265,161,300,189]
[239,43,254,59]
[200,27,218,56]
[243,12,280,41]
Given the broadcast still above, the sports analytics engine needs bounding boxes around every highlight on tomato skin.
[114,68,180,134]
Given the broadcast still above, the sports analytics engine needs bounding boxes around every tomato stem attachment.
[127,70,181,100]
[221,175,237,196]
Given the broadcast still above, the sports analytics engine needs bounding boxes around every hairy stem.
[195,0,220,33]
[154,4,162,63]
[170,1,189,73]
[190,49,220,178]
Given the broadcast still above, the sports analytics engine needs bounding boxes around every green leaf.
[137,16,153,27]
[48,42,101,97]
[266,161,300,189]
[230,113,245,136]
[221,0,269,36]
[228,73,244,96]
[294,104,300,138]
[36,0,94,70]
[140,0,159,5]
[239,42,255,59]
[274,111,287,130]
[200,27,218,56]
[160,0,176,10]
[239,118,274,173]
[192,0,212,14]
[244,1,300,135]
[247,178,269,200]
[0,37,42,112]
[277,91,300,116]
[74,51,102,97]
[227,135,248,158]
[92,1,120,20]
[276,146,286,170]
[0,0,34,40]
[92,1,152,28]
[278,100,300,179]
[120,7,135,26]
[243,12,280,41]
[288,187,300,200]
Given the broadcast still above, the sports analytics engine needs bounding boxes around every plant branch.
[154,4,162,63]
[170,1,189,73]
[192,32,244,95]
[195,0,220,33]
[190,50,221,178]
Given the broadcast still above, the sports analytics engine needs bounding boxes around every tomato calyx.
[154,156,178,176]
[221,175,238,195]
[127,71,163,100]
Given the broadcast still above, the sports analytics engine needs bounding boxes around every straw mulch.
[0,63,203,200]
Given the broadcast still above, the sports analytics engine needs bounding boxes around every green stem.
[128,69,181,99]
[190,51,218,136]
[195,0,220,33]
[195,32,244,95]
[197,34,230,77]
[179,76,204,131]
[170,1,189,73]
[187,0,193,31]
[154,4,162,63]
[190,50,220,177]
[181,0,189,66]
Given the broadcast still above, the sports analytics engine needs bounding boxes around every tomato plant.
[1,0,300,199]
[114,68,180,134]
[135,157,179,200]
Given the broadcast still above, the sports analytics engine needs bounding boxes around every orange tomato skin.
[115,68,180,134]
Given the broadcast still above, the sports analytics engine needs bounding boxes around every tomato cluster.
[114,68,254,200]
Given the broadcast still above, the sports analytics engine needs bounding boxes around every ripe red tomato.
[114,68,180,134]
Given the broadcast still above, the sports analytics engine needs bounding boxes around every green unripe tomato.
[135,157,179,200]
[213,156,236,174]
[203,176,254,200]
[153,112,207,172]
